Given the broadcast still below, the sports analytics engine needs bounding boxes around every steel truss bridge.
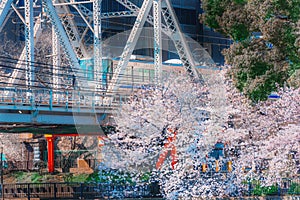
[0,0,211,133]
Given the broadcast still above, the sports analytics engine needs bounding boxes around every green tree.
[201,0,300,101]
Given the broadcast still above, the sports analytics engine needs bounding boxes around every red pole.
[46,135,55,173]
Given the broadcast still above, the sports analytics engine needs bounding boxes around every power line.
[0,56,149,82]
[0,54,178,81]
[0,59,159,93]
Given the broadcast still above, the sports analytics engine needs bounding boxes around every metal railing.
[0,87,130,112]
[247,177,300,196]
[6,161,35,171]
[53,158,97,170]
[1,182,161,199]
[5,159,97,172]
[43,150,98,170]
[0,176,299,199]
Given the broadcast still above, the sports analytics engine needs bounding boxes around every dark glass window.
[174,8,197,25]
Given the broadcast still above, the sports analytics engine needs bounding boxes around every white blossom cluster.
[224,82,300,186]
[100,67,299,198]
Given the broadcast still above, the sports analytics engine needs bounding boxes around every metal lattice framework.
[105,0,153,99]
[42,0,81,72]
[93,0,102,90]
[52,26,60,98]
[0,0,204,104]
[0,0,14,27]
[24,0,34,91]
[56,0,89,59]
[161,0,200,80]
[7,16,42,87]
[153,0,162,85]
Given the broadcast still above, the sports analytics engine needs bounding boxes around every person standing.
[72,74,76,89]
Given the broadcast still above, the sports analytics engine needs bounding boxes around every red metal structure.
[156,128,178,170]
[45,134,79,173]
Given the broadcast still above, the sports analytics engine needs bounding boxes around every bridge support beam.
[45,135,55,173]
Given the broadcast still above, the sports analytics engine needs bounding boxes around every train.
[79,55,219,92]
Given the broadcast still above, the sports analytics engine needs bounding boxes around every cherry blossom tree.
[220,69,300,187]
[105,72,212,167]
[99,71,239,198]
[102,67,299,198]
[0,134,25,162]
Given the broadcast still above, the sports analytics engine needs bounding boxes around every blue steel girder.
[0,0,14,28]
[0,9,12,32]
[114,0,140,13]
[114,0,169,35]
[101,0,201,105]
[74,4,135,20]
[0,103,117,114]
[114,0,202,82]
[25,0,35,91]
[56,0,89,58]
[0,112,103,125]
[93,0,102,89]
[42,0,84,88]
[104,0,153,104]
[161,0,202,81]
[0,100,117,125]
[8,16,42,87]
[101,11,136,19]
[153,0,162,85]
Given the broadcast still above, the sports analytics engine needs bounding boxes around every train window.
[123,67,131,82]
[137,69,144,82]
[132,68,139,82]
[144,69,150,82]
[87,65,94,81]
[149,70,155,82]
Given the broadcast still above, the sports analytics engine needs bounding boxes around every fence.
[1,182,161,199]
[0,179,299,199]
[5,159,97,172]
[49,150,98,170]
[247,177,300,196]
[6,161,35,171]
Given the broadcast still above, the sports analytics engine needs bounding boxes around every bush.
[252,184,279,196]
[288,182,300,195]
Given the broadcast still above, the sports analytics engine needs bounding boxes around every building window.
[174,8,197,25]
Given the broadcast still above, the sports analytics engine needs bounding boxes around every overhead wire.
[0,55,150,83]
[0,56,159,94]
[0,55,151,80]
